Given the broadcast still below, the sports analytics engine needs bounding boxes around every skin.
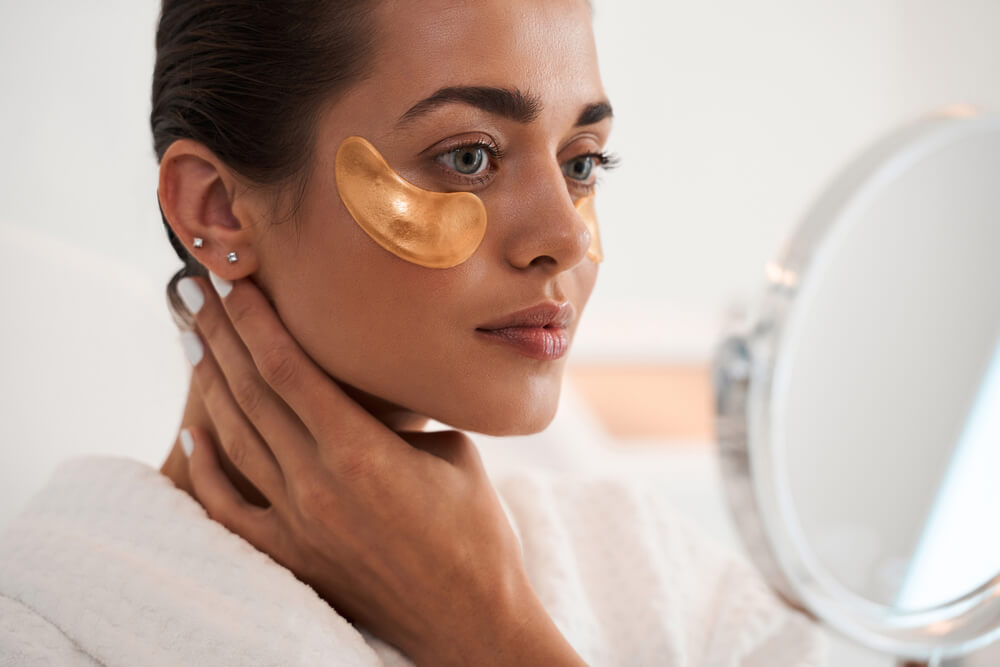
[157,0,612,661]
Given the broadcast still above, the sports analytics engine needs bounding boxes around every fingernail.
[210,271,233,299]
[180,428,194,457]
[180,330,204,366]
[177,277,204,315]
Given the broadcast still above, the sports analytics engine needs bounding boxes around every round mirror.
[713,110,1000,664]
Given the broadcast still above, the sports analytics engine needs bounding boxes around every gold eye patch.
[335,136,488,269]
[575,194,603,264]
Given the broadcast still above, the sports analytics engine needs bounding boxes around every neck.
[161,377,430,505]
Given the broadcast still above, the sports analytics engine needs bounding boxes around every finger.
[178,276,314,475]
[180,328,286,504]
[207,272,409,462]
[182,426,278,551]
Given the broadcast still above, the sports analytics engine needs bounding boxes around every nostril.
[529,255,558,268]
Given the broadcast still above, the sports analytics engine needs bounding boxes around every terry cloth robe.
[0,456,826,666]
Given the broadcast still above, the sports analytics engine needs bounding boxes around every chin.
[425,381,563,437]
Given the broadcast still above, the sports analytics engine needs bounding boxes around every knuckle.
[226,296,255,329]
[293,479,335,522]
[197,360,223,399]
[197,310,222,341]
[231,374,266,417]
[220,434,249,470]
[258,345,297,390]
[334,447,378,483]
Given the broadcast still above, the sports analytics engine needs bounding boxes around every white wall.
[0,0,174,288]
[584,0,1000,360]
[2,0,999,361]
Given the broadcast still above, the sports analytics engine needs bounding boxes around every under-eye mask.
[575,194,603,264]
[335,135,603,268]
[335,136,488,269]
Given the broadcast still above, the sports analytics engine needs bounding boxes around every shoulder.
[0,456,383,666]
[0,594,100,666]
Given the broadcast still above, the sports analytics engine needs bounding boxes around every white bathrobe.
[0,457,825,666]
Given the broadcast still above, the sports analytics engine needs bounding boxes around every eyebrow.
[397,86,540,126]
[395,85,613,129]
[575,101,614,127]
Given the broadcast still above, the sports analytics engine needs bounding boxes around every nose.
[502,163,592,274]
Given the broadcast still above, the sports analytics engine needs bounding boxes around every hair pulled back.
[150,0,377,324]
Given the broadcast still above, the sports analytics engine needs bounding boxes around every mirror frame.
[712,110,1000,663]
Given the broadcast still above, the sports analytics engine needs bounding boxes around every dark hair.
[151,0,377,324]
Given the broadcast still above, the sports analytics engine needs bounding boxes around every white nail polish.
[180,330,204,366]
[180,428,194,457]
[210,272,233,299]
[177,277,204,315]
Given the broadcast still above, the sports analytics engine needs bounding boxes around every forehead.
[367,0,604,119]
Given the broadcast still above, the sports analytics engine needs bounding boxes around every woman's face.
[251,0,611,435]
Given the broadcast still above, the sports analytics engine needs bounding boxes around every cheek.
[276,201,464,360]
[576,262,599,313]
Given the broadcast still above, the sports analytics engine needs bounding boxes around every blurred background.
[1,1,998,664]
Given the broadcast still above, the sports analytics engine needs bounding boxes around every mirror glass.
[769,113,1000,613]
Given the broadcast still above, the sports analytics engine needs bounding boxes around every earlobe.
[157,139,259,277]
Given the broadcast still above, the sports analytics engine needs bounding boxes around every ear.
[157,139,260,279]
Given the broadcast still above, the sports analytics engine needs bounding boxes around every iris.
[447,147,489,175]
[563,155,595,181]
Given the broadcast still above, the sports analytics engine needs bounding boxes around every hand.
[176,275,586,666]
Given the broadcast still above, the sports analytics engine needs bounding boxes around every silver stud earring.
[192,237,204,249]
[227,251,239,264]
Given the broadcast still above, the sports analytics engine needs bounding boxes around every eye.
[439,146,490,176]
[562,155,596,181]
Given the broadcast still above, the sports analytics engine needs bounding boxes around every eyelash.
[433,139,621,194]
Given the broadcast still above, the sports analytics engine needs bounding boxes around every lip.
[475,302,575,361]
[476,302,575,331]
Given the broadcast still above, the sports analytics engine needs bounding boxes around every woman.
[0,0,825,664]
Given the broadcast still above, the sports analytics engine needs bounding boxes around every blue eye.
[441,147,490,175]
[563,155,596,181]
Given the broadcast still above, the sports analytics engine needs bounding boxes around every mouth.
[475,302,574,361]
